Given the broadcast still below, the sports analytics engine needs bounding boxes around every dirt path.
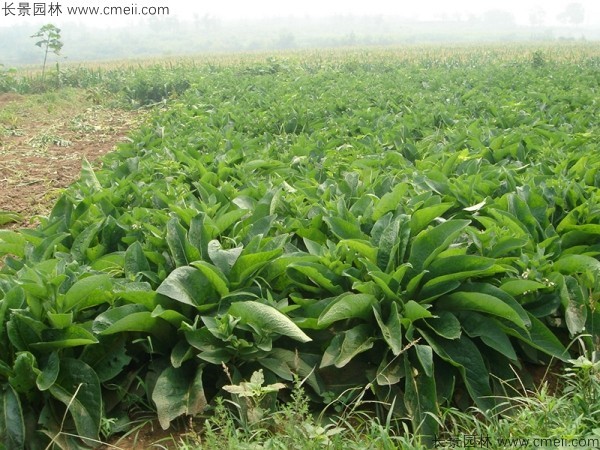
[0,90,143,228]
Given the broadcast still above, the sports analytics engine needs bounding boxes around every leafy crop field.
[1,45,599,448]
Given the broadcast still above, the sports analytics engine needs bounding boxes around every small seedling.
[223,369,286,426]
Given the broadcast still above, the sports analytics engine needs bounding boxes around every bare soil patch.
[0,90,143,228]
[102,420,185,449]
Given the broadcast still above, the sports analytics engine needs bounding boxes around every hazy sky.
[0,0,598,27]
[199,0,595,22]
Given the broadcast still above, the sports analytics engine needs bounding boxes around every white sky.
[0,0,598,27]
[198,0,594,21]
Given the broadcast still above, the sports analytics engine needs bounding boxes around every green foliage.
[438,351,600,447]
[0,211,22,227]
[31,23,63,82]
[1,48,599,447]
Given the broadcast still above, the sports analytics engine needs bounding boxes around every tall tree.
[31,23,63,82]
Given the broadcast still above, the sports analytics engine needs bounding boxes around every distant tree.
[31,23,63,81]
[558,3,585,25]
[276,31,296,49]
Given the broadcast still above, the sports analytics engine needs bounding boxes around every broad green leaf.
[368,270,402,301]
[153,365,207,430]
[94,309,170,337]
[80,157,102,191]
[373,183,408,221]
[420,330,495,412]
[422,255,504,286]
[419,280,461,303]
[229,248,283,287]
[47,193,72,225]
[338,239,377,262]
[71,221,104,262]
[320,324,375,368]
[229,301,311,343]
[0,230,26,258]
[29,232,69,263]
[287,261,344,295]
[196,349,232,365]
[420,255,506,301]
[554,254,600,276]
[214,208,249,234]
[487,209,529,238]
[63,274,112,313]
[0,384,25,449]
[563,276,587,335]
[244,214,277,243]
[406,271,428,299]
[190,261,230,297]
[9,352,39,394]
[151,305,189,328]
[487,236,529,258]
[207,240,243,275]
[167,217,198,267]
[500,279,548,296]
[404,300,433,322]
[47,312,73,329]
[324,216,366,240]
[501,313,569,361]
[124,241,151,279]
[459,282,531,327]
[36,351,60,391]
[317,293,377,328]
[425,311,461,340]
[7,312,46,352]
[91,304,145,333]
[189,212,211,259]
[502,192,543,238]
[376,215,411,272]
[303,238,324,256]
[48,358,102,443]
[156,266,218,307]
[408,219,470,273]
[415,344,434,377]
[32,325,99,350]
[262,348,324,395]
[375,352,405,386]
[171,340,195,368]
[410,202,453,236]
[375,215,401,271]
[460,313,517,361]
[437,291,527,329]
[403,352,439,445]
[0,210,22,226]
[80,336,132,383]
[0,286,26,353]
[115,282,159,309]
[373,302,403,355]
[91,252,125,273]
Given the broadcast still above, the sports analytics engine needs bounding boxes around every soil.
[102,420,187,449]
[0,91,143,228]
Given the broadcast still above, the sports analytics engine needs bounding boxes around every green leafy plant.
[31,23,63,83]
[222,368,286,427]
[1,47,599,448]
[0,211,22,226]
